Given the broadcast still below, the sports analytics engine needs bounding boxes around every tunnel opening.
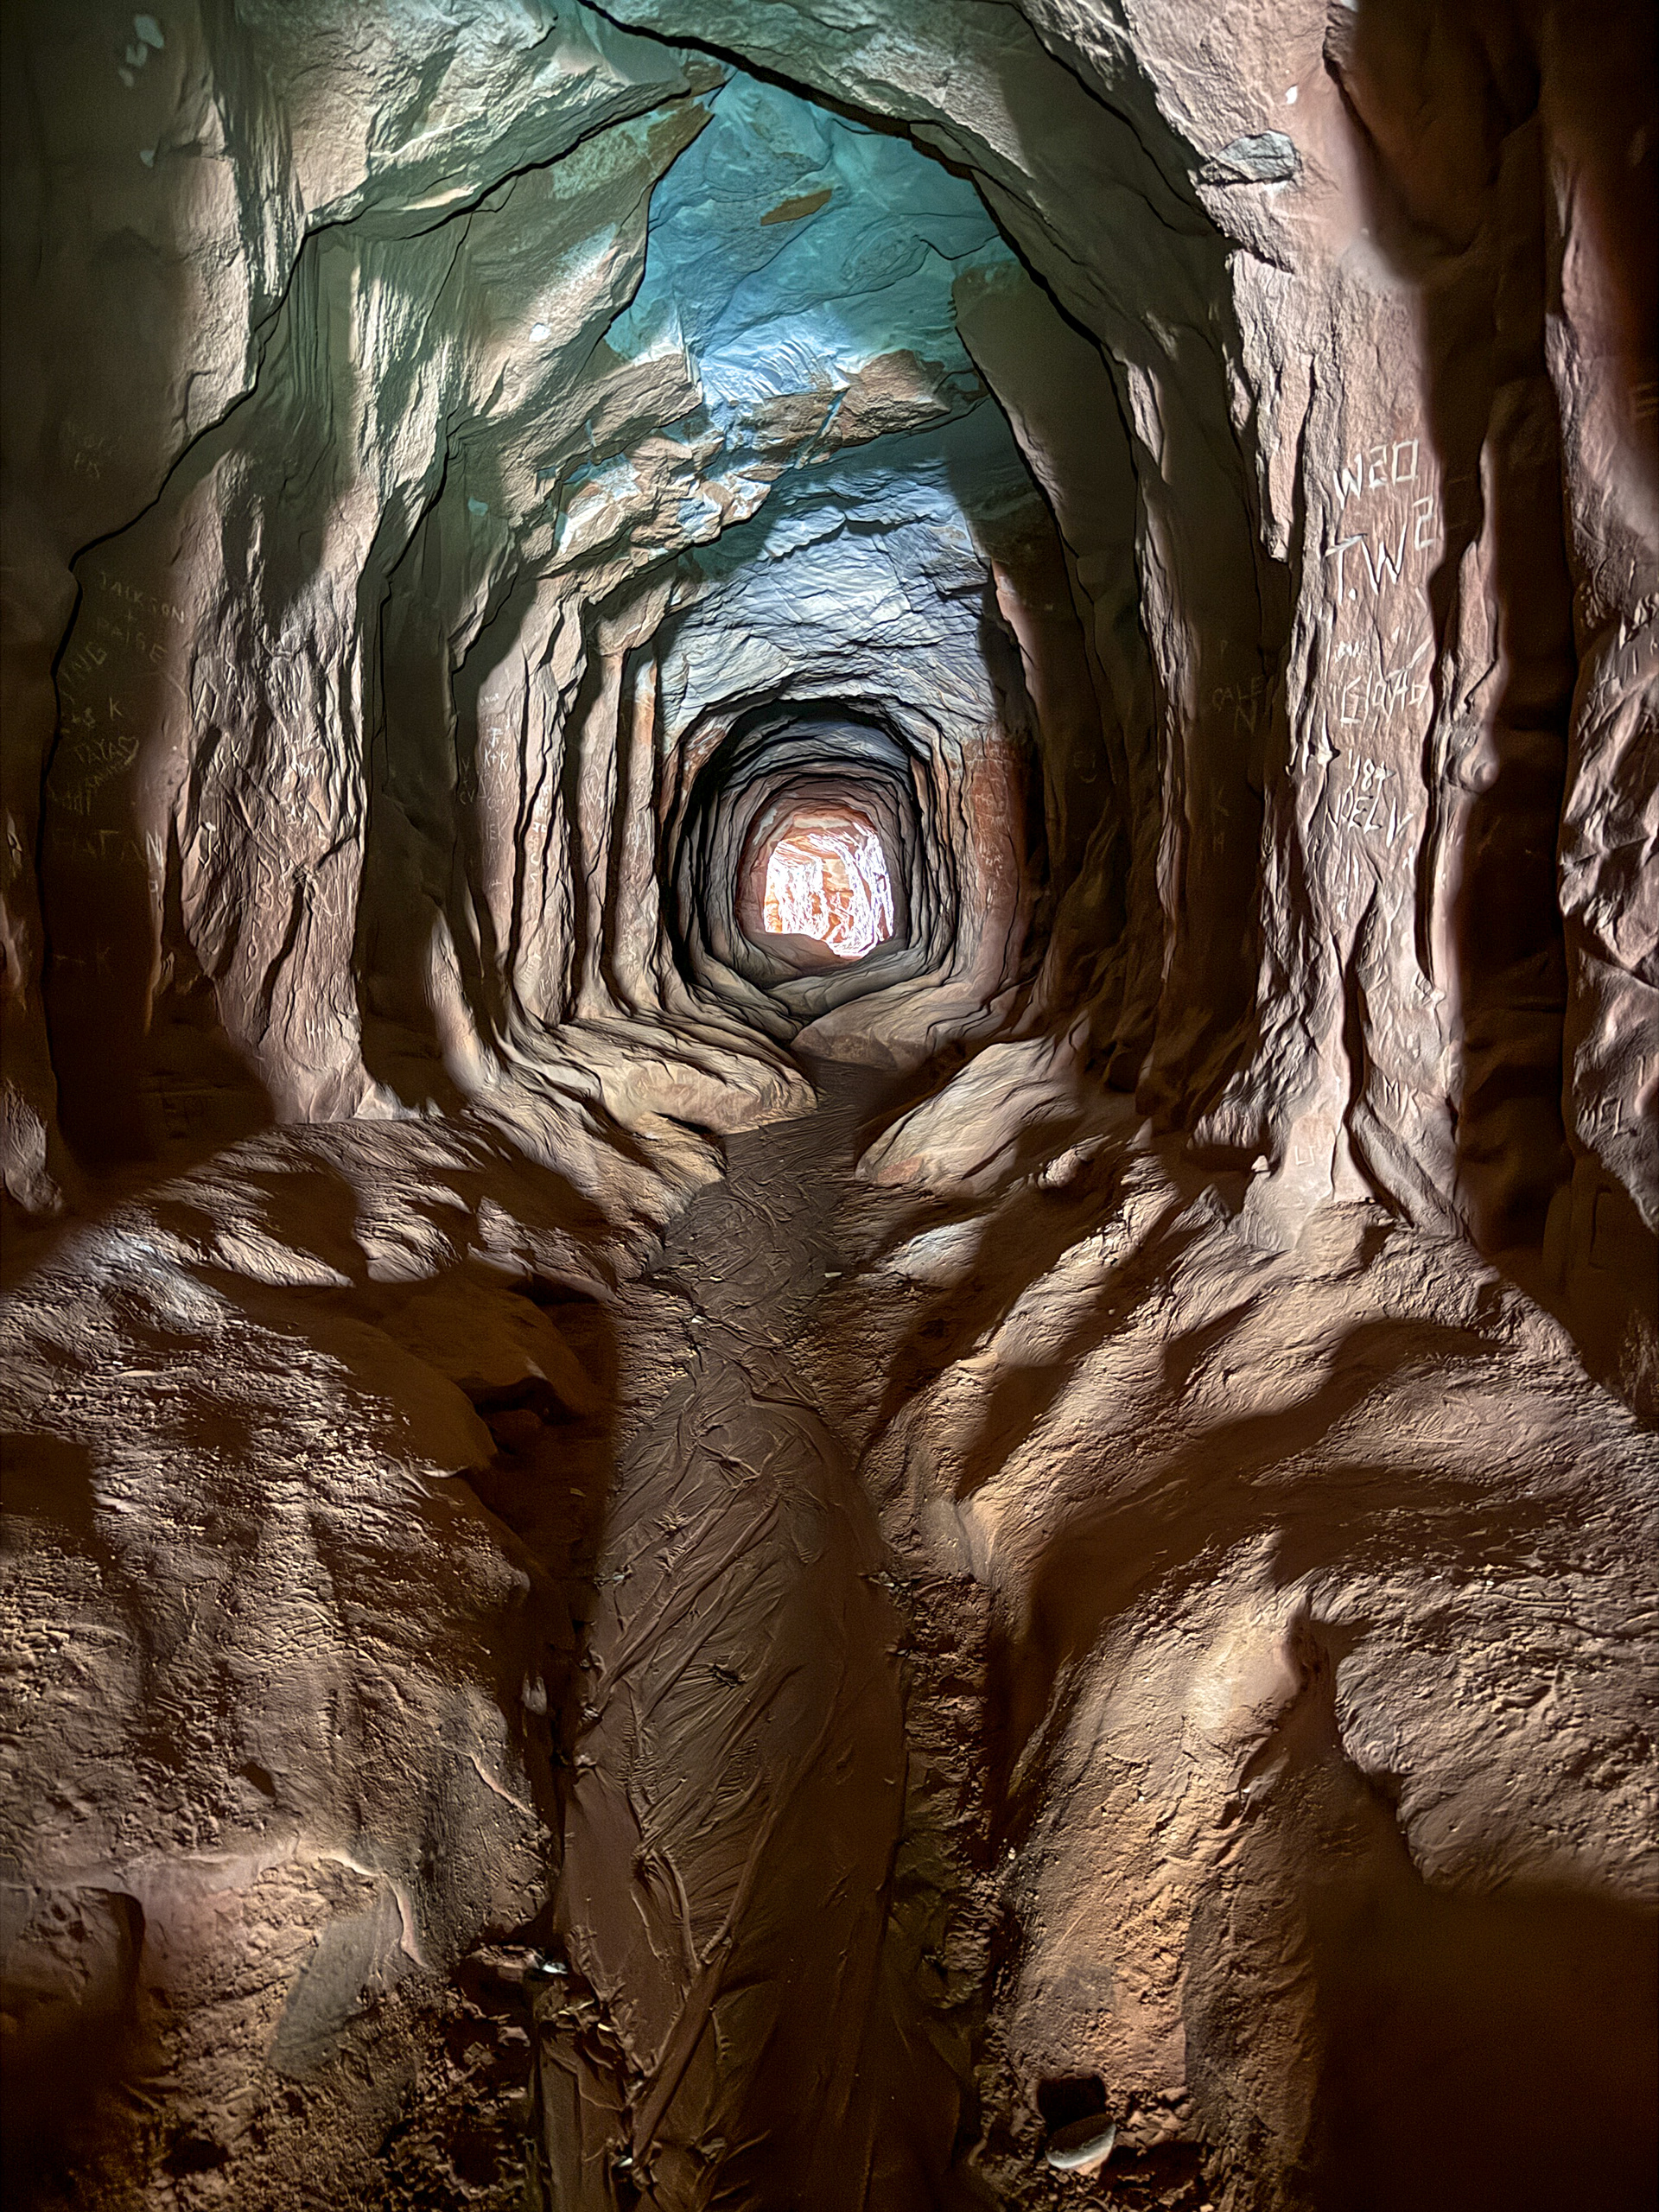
[760,810,894,962]
[665,690,1020,1058]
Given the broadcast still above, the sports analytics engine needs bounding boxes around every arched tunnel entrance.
[2,4,1656,2210]
[758,810,894,963]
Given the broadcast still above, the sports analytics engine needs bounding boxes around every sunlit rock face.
[2,3,1656,2209]
[762,815,894,960]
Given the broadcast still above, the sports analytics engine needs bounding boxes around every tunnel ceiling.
[1,3,1656,2209]
[10,0,1651,1268]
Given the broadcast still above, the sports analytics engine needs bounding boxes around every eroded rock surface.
[2,3,1656,2208]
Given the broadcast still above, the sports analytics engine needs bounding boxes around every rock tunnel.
[2,3,1656,2209]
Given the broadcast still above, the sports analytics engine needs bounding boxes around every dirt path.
[542,1068,974,2209]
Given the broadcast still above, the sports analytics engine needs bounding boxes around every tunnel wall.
[2,8,1657,2209]
[3,0,1654,1391]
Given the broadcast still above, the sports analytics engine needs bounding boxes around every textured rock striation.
[1,4,1656,2209]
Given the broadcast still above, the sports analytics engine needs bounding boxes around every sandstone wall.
[2,6,1655,2208]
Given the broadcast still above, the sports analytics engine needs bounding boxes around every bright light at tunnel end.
[763,819,894,959]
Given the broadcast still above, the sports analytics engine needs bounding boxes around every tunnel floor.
[1,1058,1652,2207]
[554,1063,931,2198]
[508,1066,1243,2206]
[424,1070,1657,2209]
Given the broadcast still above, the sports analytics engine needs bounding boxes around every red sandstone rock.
[0,4,1654,2208]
